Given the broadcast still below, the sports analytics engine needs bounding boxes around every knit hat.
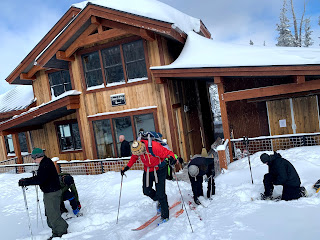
[131,141,146,155]
[31,148,44,159]
[188,165,199,177]
[260,153,270,164]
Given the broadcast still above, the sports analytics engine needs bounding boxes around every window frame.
[47,69,73,98]
[54,120,82,154]
[78,36,151,94]
[89,108,158,159]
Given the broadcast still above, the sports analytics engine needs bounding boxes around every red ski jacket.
[127,139,175,172]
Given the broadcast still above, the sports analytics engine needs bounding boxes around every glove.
[194,198,201,205]
[178,157,184,164]
[73,208,80,216]
[18,178,27,187]
[121,166,130,176]
[77,201,81,210]
[168,156,177,167]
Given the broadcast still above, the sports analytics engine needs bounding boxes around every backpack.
[137,131,168,157]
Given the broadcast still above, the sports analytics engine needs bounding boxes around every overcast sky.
[0,0,319,95]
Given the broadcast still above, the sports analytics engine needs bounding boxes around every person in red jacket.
[121,139,177,224]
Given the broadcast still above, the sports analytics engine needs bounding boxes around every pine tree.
[276,0,294,46]
[303,18,313,47]
[263,41,266,46]
[249,40,254,45]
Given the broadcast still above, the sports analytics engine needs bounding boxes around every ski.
[132,200,181,231]
[63,212,83,220]
[187,201,202,221]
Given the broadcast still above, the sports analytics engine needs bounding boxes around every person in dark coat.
[260,151,302,201]
[119,135,131,157]
[59,173,81,216]
[188,157,215,205]
[18,148,68,239]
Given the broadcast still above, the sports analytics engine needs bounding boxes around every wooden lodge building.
[1,0,320,170]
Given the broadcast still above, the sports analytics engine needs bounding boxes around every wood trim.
[20,73,36,80]
[6,7,81,83]
[119,44,128,83]
[109,118,118,157]
[12,133,22,164]
[98,51,107,87]
[56,51,75,61]
[199,20,211,39]
[0,101,36,121]
[89,120,98,159]
[223,79,320,102]
[76,110,86,159]
[172,103,181,109]
[1,125,43,136]
[294,75,305,84]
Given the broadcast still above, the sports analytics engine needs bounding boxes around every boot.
[156,201,161,215]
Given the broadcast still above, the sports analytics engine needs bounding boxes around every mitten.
[18,178,27,187]
[168,156,177,166]
[121,166,130,176]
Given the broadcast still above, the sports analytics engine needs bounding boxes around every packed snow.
[2,146,320,239]
[151,31,320,70]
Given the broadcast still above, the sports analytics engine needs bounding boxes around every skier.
[59,173,81,216]
[120,140,177,224]
[18,148,68,239]
[188,156,215,205]
[260,152,304,201]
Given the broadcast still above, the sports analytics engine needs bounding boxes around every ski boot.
[156,201,161,215]
[158,217,169,226]
[260,193,273,200]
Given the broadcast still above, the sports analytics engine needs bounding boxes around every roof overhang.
[0,95,80,135]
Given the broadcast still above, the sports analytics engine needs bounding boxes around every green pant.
[44,189,68,237]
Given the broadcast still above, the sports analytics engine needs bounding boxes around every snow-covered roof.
[0,85,35,114]
[152,31,320,70]
[72,0,201,34]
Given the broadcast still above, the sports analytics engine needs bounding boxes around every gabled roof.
[6,0,210,85]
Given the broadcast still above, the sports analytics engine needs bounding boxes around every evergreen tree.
[263,41,266,46]
[276,0,294,46]
[303,18,313,47]
[249,40,254,45]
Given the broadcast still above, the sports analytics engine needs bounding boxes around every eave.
[0,101,37,122]
[6,7,81,85]
[0,95,80,135]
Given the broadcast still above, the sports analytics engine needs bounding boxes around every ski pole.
[22,187,33,240]
[35,186,44,228]
[116,174,124,224]
[243,137,254,184]
[172,166,194,233]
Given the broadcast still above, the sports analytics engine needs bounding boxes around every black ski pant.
[263,173,301,201]
[61,190,78,211]
[189,174,215,201]
[142,166,169,219]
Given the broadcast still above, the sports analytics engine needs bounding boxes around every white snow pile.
[152,31,320,69]
[2,146,320,239]
[72,0,201,34]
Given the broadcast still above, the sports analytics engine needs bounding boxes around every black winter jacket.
[188,157,215,177]
[120,140,131,157]
[23,156,61,193]
[268,152,301,187]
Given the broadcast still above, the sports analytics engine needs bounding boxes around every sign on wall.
[111,93,126,107]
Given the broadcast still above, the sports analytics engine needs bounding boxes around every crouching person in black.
[188,157,215,205]
[59,173,81,216]
[260,152,304,201]
[18,148,68,239]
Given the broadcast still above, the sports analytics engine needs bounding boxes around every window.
[92,112,156,158]
[93,119,114,158]
[48,70,72,97]
[4,135,14,154]
[82,40,147,89]
[18,132,28,153]
[57,122,82,151]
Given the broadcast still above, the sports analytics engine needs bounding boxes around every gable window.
[48,70,72,97]
[56,121,82,151]
[81,39,148,90]
[92,111,156,159]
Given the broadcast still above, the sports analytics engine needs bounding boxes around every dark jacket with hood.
[23,156,61,193]
[267,152,301,187]
[188,157,215,177]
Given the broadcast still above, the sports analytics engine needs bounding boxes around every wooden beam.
[294,75,305,84]
[214,76,222,84]
[12,133,22,164]
[20,73,36,80]
[83,28,128,46]
[90,15,100,25]
[155,77,166,84]
[1,125,43,136]
[56,51,75,61]
[140,29,156,41]
[65,24,99,57]
[223,79,320,102]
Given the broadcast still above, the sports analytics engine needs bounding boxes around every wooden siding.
[267,99,293,135]
[33,71,52,105]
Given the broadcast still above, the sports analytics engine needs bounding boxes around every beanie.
[131,141,146,155]
[31,148,44,159]
[260,153,270,164]
[188,165,199,177]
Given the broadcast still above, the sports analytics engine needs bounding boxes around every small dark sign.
[111,93,126,107]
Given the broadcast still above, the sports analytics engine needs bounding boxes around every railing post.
[51,157,61,174]
[217,148,228,170]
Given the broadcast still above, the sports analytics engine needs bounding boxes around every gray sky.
[0,0,319,95]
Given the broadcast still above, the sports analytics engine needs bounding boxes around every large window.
[4,132,29,155]
[56,121,82,151]
[92,112,156,158]
[4,135,14,154]
[48,70,72,97]
[82,40,148,89]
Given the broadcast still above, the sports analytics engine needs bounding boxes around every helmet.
[131,141,146,155]
[188,165,199,177]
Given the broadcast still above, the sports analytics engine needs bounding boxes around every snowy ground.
[2,146,320,240]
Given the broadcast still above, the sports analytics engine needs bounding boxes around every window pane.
[18,132,28,153]
[93,119,114,158]
[133,114,155,136]
[49,72,62,86]
[58,124,72,151]
[61,70,71,84]
[113,117,134,157]
[82,52,103,88]
[49,70,72,97]
[71,123,82,150]
[5,135,15,154]
[52,85,65,97]
[123,40,147,80]
[102,46,125,84]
